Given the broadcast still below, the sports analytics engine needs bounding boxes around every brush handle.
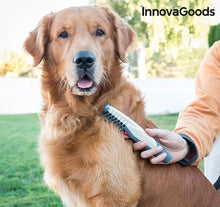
[124,125,172,163]
[102,104,172,163]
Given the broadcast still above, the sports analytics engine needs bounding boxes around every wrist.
[178,134,198,165]
[181,137,190,159]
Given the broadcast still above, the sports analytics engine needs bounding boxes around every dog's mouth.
[77,74,96,90]
[77,77,94,89]
[70,74,97,96]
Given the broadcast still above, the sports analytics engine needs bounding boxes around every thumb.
[145,128,170,139]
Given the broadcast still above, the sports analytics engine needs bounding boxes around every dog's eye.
[96,29,105,37]
[58,31,68,38]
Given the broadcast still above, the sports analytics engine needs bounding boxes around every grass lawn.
[0,114,62,206]
[0,113,203,206]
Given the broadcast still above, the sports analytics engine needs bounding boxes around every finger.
[133,141,147,151]
[149,152,168,164]
[145,128,170,139]
[140,146,162,159]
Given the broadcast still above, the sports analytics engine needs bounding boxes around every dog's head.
[24,6,135,96]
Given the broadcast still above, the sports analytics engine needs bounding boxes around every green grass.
[0,113,203,206]
[148,113,179,131]
[0,114,62,206]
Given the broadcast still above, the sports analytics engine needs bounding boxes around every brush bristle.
[99,109,126,131]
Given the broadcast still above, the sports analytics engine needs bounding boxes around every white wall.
[0,78,195,115]
[130,78,195,115]
[0,78,42,114]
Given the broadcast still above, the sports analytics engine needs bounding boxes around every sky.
[0,0,219,54]
[0,0,94,53]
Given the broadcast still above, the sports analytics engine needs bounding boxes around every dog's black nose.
[73,51,96,69]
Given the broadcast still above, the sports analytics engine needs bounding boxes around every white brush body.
[106,105,158,148]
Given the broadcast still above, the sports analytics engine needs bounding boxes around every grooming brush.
[99,104,172,163]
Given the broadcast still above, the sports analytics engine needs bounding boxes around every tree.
[98,0,148,78]
[97,0,210,78]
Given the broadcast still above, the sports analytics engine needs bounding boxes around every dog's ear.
[24,13,54,67]
[103,6,136,62]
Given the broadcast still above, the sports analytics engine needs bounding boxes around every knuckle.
[164,129,171,134]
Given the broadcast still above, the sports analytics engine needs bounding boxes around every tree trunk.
[137,36,146,79]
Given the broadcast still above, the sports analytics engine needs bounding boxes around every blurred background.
[0,0,219,114]
[99,0,220,79]
[0,0,219,79]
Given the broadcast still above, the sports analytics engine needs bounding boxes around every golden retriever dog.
[24,6,220,207]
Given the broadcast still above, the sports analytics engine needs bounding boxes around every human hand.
[127,128,189,164]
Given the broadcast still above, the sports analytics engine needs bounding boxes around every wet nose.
[73,51,96,69]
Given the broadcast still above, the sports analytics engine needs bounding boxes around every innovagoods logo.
[142,7,215,16]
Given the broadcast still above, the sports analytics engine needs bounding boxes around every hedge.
[208,24,220,47]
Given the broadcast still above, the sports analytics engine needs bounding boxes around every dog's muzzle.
[73,50,96,69]
[73,50,96,90]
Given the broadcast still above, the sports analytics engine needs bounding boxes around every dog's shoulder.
[108,79,157,129]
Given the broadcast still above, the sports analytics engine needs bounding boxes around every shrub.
[208,24,220,47]
[145,47,207,78]
[0,51,36,77]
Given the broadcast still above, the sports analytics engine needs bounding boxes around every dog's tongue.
[77,79,93,89]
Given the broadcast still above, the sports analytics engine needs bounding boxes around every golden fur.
[24,6,220,207]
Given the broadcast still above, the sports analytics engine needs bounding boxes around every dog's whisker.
[102,66,117,79]
[55,75,68,91]
[100,70,111,88]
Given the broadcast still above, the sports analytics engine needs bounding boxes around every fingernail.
[124,131,128,136]
[161,153,167,158]
[162,153,167,158]
[145,128,153,131]
[141,151,147,158]
[157,146,162,152]
[140,141,147,147]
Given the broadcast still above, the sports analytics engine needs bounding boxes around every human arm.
[130,41,220,165]
[174,41,220,165]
